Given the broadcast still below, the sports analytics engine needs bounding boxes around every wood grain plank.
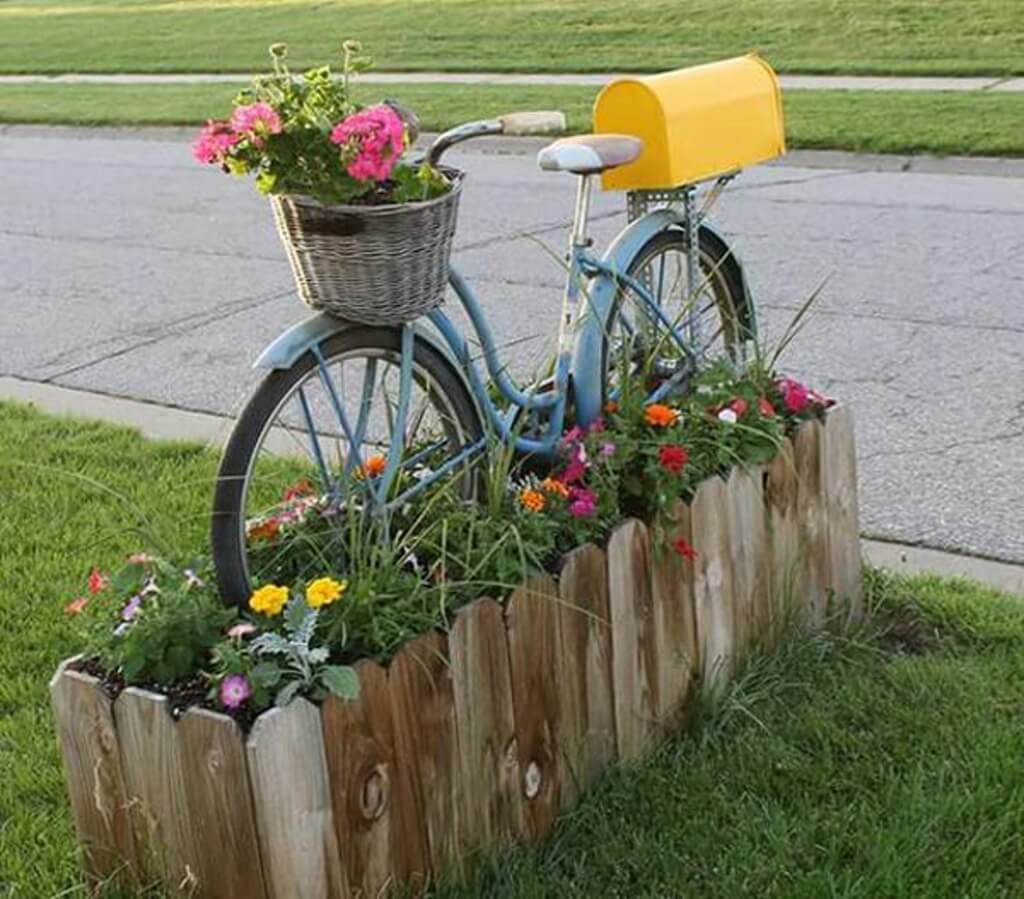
[449,597,523,851]
[556,543,616,806]
[794,418,829,631]
[690,477,736,694]
[823,405,864,628]
[114,688,198,893]
[388,631,459,887]
[650,502,698,733]
[247,698,346,899]
[322,661,397,897]
[177,706,268,899]
[49,660,138,888]
[607,519,658,762]
[764,438,801,648]
[726,466,771,661]
[505,574,563,840]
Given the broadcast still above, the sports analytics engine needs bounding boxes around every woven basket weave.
[270,169,464,326]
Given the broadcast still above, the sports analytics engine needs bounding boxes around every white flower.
[717,409,738,424]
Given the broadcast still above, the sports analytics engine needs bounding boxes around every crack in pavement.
[860,427,1024,461]
[41,284,295,380]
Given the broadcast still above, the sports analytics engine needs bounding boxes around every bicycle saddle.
[537,134,643,175]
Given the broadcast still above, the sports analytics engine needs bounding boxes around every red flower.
[658,445,689,475]
[282,478,314,502]
[758,397,776,418]
[778,378,810,414]
[673,538,698,561]
[729,398,748,417]
[87,567,108,595]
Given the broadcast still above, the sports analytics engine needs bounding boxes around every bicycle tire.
[211,326,483,607]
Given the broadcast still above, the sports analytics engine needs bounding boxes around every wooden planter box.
[51,408,862,898]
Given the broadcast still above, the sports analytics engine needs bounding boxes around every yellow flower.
[249,584,289,617]
[306,576,347,609]
[519,488,546,513]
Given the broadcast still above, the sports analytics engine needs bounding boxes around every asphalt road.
[1,127,1022,562]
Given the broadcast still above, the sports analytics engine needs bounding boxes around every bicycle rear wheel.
[603,226,754,399]
[211,326,482,606]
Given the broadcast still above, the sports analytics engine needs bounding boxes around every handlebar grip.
[498,111,567,135]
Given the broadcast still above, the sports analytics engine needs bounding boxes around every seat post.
[570,174,593,248]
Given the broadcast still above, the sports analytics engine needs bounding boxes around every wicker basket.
[270,169,464,326]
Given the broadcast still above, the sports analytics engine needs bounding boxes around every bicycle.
[211,111,757,604]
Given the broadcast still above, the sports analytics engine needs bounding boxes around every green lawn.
[2,82,1022,157]
[3,398,1024,897]
[0,0,1021,76]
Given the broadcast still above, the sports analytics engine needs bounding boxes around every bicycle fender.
[572,208,682,426]
[253,313,480,417]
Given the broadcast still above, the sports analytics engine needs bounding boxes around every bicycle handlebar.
[425,110,566,166]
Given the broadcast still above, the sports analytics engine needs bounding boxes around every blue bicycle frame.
[256,169,739,510]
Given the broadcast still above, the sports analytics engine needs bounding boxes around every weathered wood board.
[649,501,698,733]
[822,405,864,627]
[50,661,138,887]
[690,477,736,693]
[794,418,829,630]
[114,688,198,892]
[322,660,396,898]
[388,631,460,885]
[449,598,523,850]
[556,543,616,805]
[247,698,346,899]
[764,438,800,649]
[505,574,563,840]
[177,707,268,898]
[607,519,658,761]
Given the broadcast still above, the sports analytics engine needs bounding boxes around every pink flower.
[220,675,252,710]
[562,425,584,446]
[230,102,282,138]
[600,441,616,457]
[227,622,258,640]
[87,567,108,595]
[568,486,598,519]
[192,120,239,165]
[809,388,833,407]
[778,378,810,414]
[330,105,406,182]
[65,597,89,616]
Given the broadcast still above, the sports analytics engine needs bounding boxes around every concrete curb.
[2,71,1023,92]
[2,125,1022,178]
[3,374,1022,595]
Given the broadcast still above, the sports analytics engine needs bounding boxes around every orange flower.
[362,454,387,478]
[604,400,619,414]
[65,597,89,616]
[519,488,546,513]
[247,517,281,544]
[540,477,570,498]
[644,403,679,427]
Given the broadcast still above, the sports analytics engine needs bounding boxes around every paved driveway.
[1,127,1021,561]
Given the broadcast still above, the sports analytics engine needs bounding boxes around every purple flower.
[121,595,143,621]
[568,486,598,519]
[220,675,252,710]
[600,441,616,457]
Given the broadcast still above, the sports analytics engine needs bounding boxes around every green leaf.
[250,661,283,688]
[275,680,303,708]
[321,665,359,701]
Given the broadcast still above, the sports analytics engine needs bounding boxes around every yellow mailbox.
[593,54,785,191]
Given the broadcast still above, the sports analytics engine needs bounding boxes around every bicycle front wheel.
[602,226,754,399]
[211,326,483,606]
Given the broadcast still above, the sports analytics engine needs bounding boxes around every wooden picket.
[555,543,616,804]
[322,660,396,897]
[114,688,198,892]
[505,574,564,840]
[388,631,460,885]
[50,661,138,888]
[247,698,345,899]
[53,408,862,899]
